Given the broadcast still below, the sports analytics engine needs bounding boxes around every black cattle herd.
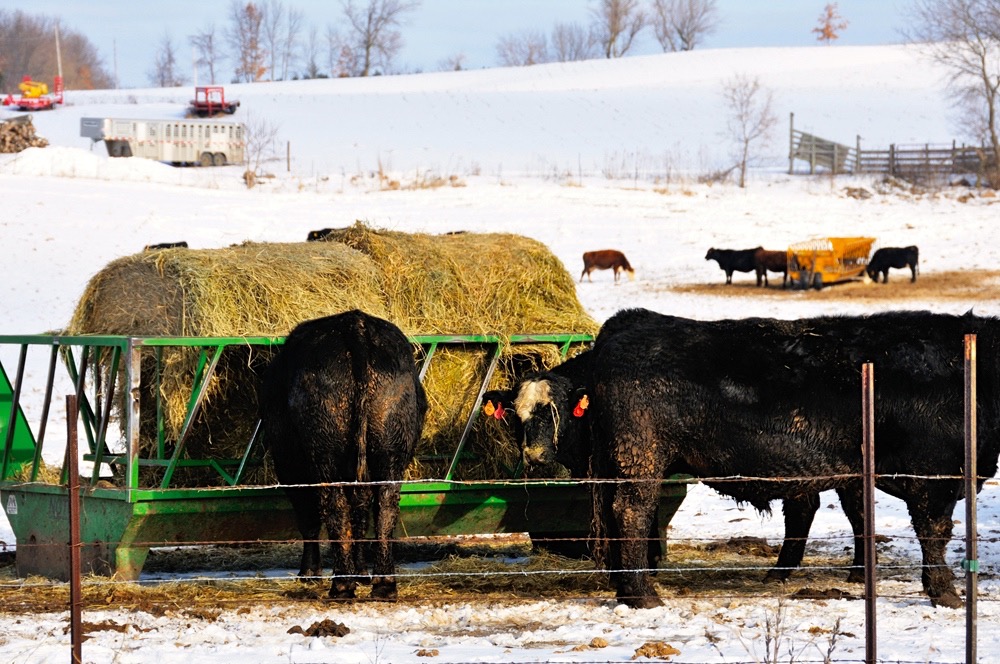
[144,232,976,610]
[705,244,920,286]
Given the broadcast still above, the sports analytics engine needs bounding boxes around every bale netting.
[65,226,597,487]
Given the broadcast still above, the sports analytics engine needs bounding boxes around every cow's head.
[705,248,717,261]
[482,372,591,473]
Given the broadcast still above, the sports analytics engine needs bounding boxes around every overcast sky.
[7,0,917,89]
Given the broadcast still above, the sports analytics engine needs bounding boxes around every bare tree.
[261,0,303,80]
[907,0,1000,185]
[226,0,267,82]
[651,0,720,52]
[191,23,223,84]
[812,2,848,45]
[0,10,112,90]
[496,30,549,66]
[551,22,598,61]
[591,0,646,58]
[301,26,323,78]
[437,52,466,71]
[339,0,420,76]
[722,73,777,188]
[242,110,281,187]
[148,32,186,88]
[326,25,357,77]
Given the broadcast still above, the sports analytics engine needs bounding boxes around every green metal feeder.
[0,333,687,581]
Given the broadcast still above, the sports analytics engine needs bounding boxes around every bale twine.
[66,225,597,487]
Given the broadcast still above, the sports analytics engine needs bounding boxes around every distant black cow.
[143,241,188,251]
[513,308,998,609]
[306,227,350,241]
[258,310,427,600]
[705,246,762,284]
[484,338,864,589]
[754,248,788,288]
[867,245,919,283]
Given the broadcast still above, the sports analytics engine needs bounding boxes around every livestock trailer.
[0,333,687,581]
[787,236,876,289]
[80,117,245,166]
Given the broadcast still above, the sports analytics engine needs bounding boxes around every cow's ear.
[570,387,590,418]
[481,390,515,422]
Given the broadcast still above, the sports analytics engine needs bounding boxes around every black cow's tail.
[349,314,370,483]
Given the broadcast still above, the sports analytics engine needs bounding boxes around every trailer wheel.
[199,152,213,167]
[812,274,823,290]
[212,153,226,167]
[107,141,132,158]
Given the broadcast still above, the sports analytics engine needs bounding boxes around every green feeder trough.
[0,333,687,581]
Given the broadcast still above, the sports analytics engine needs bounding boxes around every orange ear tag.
[573,394,589,418]
[483,400,496,417]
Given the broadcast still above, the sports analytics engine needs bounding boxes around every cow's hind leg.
[610,478,663,609]
[369,480,404,600]
[286,486,323,580]
[905,492,961,608]
[765,493,820,583]
[347,484,372,585]
[836,483,867,583]
[324,486,358,600]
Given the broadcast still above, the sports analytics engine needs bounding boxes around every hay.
[65,223,597,487]
[321,222,597,335]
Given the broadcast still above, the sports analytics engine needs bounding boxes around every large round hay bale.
[66,225,597,487]
[322,222,596,335]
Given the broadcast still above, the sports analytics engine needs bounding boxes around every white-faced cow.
[576,308,997,609]
[867,246,919,283]
[259,310,427,600]
[705,247,761,284]
[580,250,635,283]
[482,334,866,591]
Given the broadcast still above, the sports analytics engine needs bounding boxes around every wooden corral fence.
[788,112,995,182]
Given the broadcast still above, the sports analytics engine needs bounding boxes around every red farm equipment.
[188,86,240,117]
[2,75,64,112]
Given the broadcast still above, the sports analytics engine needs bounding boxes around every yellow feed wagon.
[787,237,876,289]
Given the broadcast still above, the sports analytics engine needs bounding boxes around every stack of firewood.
[0,116,49,152]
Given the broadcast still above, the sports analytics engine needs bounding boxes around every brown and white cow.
[580,249,635,283]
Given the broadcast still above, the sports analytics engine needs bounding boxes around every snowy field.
[1,44,999,662]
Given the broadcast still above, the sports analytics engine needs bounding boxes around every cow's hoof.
[763,570,789,584]
[930,591,963,609]
[369,578,398,601]
[328,582,357,601]
[620,595,664,610]
[845,569,864,584]
[297,568,324,584]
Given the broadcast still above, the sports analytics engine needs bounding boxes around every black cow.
[867,246,919,283]
[483,337,865,588]
[705,247,762,284]
[306,227,349,241]
[258,310,427,600]
[143,241,188,251]
[572,308,997,609]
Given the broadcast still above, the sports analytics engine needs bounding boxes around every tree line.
[0,10,112,91]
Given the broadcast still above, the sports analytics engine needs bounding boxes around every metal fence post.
[862,362,877,664]
[67,394,82,664]
[965,334,978,664]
